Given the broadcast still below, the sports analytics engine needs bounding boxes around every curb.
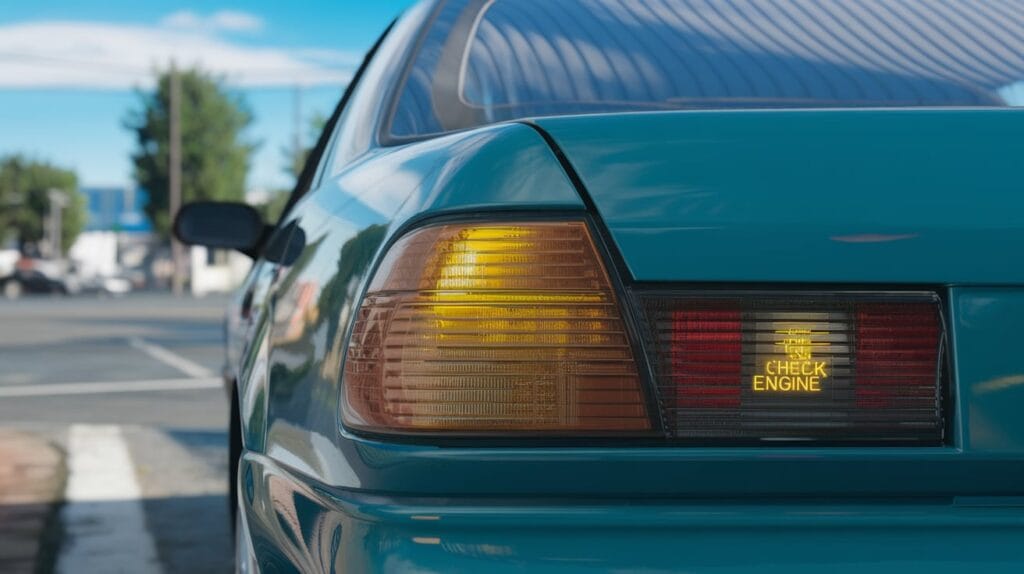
[0,429,67,574]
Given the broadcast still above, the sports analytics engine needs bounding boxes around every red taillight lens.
[639,294,945,443]
[671,308,743,410]
[342,222,651,435]
[341,219,945,443]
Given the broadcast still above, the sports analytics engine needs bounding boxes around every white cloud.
[161,10,264,33]
[0,20,359,89]
[295,48,365,68]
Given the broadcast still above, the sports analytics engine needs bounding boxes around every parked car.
[176,1,1024,571]
[0,265,70,299]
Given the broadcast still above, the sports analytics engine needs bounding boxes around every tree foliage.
[125,68,255,238]
[255,113,330,225]
[0,155,85,254]
[254,190,291,225]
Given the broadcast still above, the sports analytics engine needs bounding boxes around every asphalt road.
[0,293,233,573]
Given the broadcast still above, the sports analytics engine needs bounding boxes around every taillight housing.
[341,219,947,444]
[342,221,652,435]
[637,293,946,443]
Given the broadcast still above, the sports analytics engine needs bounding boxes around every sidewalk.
[0,429,65,574]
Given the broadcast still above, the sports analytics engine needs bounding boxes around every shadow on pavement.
[0,501,62,574]
[54,494,232,574]
[141,494,233,574]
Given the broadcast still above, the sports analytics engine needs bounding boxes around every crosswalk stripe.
[128,337,215,379]
[56,424,162,574]
[0,377,221,397]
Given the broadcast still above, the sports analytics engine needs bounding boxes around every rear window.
[389,0,1024,138]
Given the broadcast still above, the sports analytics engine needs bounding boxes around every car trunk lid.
[533,109,1024,285]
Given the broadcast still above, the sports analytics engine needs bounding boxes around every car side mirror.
[173,201,267,258]
[263,220,305,266]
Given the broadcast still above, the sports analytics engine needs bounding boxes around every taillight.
[638,294,945,443]
[342,221,651,434]
[342,219,946,444]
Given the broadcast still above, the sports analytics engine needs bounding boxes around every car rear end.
[237,0,1024,571]
[239,107,1024,572]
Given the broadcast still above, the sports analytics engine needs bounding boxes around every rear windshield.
[389,0,1024,138]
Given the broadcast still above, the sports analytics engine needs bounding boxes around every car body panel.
[253,122,582,483]
[534,109,1024,284]
[239,453,1024,574]
[219,3,1024,567]
[226,259,280,453]
[950,288,1024,453]
[237,113,1024,499]
[229,112,1024,572]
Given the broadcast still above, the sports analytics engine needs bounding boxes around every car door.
[236,7,433,463]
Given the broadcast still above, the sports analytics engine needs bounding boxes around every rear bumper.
[240,453,1024,573]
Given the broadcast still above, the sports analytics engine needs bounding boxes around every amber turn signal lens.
[342,222,650,434]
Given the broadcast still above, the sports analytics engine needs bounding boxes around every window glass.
[390,0,1024,138]
[325,0,436,175]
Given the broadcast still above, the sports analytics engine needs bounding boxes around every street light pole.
[47,188,68,260]
[169,61,184,296]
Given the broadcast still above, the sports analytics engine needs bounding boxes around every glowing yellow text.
[752,329,827,393]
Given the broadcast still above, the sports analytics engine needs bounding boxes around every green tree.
[124,67,256,238]
[252,113,329,225]
[0,155,85,254]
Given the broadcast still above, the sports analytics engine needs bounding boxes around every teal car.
[175,0,1024,571]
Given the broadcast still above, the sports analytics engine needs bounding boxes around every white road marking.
[56,424,162,574]
[0,377,221,398]
[128,337,215,379]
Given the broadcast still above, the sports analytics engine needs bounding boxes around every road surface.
[0,293,233,573]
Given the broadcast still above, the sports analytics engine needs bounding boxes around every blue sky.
[0,1,416,191]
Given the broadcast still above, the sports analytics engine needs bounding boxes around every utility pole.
[46,189,67,260]
[169,61,184,296]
